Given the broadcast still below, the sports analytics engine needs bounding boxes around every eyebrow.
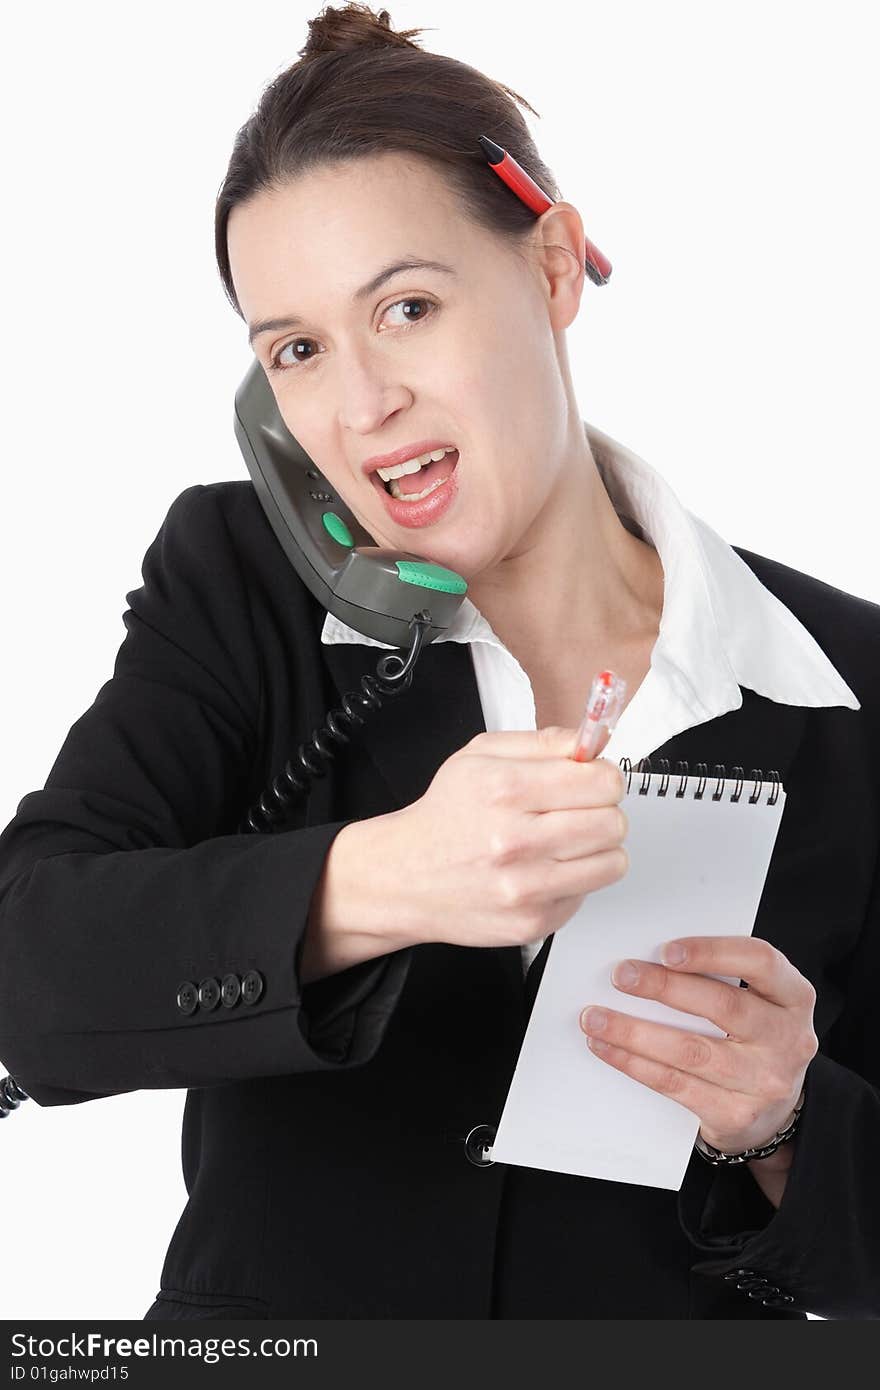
[247,257,456,347]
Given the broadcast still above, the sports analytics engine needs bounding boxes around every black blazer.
[1,482,878,1321]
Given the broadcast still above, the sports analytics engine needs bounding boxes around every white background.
[2,0,875,1321]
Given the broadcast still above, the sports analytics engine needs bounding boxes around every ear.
[531,201,589,330]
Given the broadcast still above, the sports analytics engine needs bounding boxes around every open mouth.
[373,448,460,501]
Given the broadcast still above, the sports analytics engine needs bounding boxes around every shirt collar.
[320,420,860,724]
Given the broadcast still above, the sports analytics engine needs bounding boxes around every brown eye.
[392,298,431,322]
[270,338,318,372]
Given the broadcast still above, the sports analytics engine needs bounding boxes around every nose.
[336,348,414,436]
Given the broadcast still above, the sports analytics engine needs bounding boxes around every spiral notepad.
[491,757,788,1192]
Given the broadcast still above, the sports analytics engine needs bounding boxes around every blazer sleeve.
[0,484,413,1108]
[676,843,880,1319]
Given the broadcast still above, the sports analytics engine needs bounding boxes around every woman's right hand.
[373,725,630,951]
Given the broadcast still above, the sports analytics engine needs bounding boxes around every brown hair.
[214,3,562,319]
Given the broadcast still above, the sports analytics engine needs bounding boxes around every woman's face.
[227,152,583,581]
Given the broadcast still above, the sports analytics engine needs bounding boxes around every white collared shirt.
[321,421,861,974]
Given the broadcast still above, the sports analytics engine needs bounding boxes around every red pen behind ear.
[478,134,612,287]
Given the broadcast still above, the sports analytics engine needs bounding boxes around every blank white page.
[491,771,788,1190]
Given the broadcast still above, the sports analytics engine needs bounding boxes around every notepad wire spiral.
[619,757,780,805]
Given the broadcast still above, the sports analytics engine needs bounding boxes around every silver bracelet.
[694,1089,805,1166]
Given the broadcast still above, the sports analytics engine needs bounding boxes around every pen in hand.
[571,670,627,763]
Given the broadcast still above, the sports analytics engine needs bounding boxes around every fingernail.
[612,960,639,988]
[662,942,687,965]
[580,1007,607,1033]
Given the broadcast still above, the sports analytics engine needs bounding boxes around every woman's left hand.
[578,936,819,1155]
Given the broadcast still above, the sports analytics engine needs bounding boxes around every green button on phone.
[321,512,354,548]
[395,560,467,594]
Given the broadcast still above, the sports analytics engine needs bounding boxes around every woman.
[0,4,877,1320]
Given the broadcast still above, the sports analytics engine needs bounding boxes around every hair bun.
[299,3,428,60]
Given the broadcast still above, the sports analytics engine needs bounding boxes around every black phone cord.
[0,1075,29,1120]
[235,610,432,835]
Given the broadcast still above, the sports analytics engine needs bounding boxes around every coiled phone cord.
[236,610,432,834]
[0,1075,29,1120]
[0,611,434,1122]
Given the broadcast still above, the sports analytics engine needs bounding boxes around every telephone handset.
[234,356,467,650]
[0,359,469,1123]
